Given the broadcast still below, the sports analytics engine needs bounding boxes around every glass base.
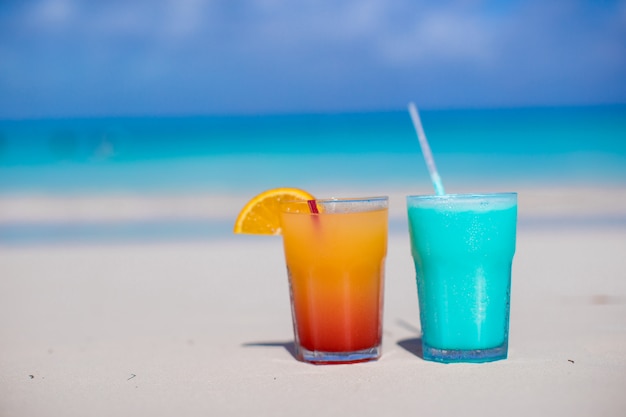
[422,341,508,364]
[297,345,381,365]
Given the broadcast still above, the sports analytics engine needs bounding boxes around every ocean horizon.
[1,104,625,245]
[1,104,625,196]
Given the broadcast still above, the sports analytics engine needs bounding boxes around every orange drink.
[279,197,388,364]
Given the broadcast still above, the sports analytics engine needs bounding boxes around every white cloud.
[215,1,497,69]
[0,0,624,117]
[378,10,495,67]
[27,0,76,29]
[162,0,208,39]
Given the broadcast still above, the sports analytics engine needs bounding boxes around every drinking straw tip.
[307,199,319,214]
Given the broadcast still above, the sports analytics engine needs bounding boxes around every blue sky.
[1,0,625,119]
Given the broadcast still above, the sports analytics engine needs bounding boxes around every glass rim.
[282,195,389,204]
[406,192,517,201]
[280,196,388,214]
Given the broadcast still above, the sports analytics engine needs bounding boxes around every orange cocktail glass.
[279,197,388,364]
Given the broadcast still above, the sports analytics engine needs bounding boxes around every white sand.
[1,186,625,416]
[1,185,625,223]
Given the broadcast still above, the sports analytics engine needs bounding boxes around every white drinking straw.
[408,102,446,195]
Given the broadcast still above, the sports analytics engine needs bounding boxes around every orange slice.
[233,187,315,235]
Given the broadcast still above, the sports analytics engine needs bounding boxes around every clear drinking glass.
[406,193,518,363]
[279,196,389,364]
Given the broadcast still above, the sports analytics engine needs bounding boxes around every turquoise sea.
[1,105,625,245]
[1,105,625,195]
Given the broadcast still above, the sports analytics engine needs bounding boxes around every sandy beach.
[2,184,625,224]
[1,185,625,416]
[2,0,625,414]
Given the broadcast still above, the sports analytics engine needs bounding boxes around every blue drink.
[407,193,517,363]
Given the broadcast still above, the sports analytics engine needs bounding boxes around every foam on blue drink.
[407,193,518,211]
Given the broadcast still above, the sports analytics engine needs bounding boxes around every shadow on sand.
[242,341,297,360]
[394,318,424,359]
[396,337,424,359]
